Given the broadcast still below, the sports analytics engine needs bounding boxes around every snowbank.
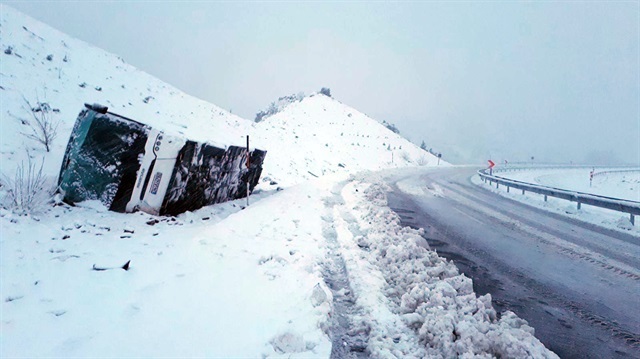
[325,174,557,358]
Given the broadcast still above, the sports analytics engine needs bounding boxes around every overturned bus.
[58,103,266,216]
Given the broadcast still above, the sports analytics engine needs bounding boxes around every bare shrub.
[382,120,400,134]
[254,93,305,123]
[319,87,331,97]
[1,156,56,214]
[400,151,411,162]
[417,155,429,166]
[21,95,59,152]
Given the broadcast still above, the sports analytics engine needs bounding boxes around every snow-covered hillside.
[253,94,445,186]
[0,4,252,178]
[1,3,442,188]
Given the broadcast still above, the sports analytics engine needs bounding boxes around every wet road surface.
[384,167,640,359]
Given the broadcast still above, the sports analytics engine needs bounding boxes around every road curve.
[383,167,640,359]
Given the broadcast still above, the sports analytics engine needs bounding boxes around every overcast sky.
[6,1,639,165]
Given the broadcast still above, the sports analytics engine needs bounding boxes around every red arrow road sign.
[488,160,495,169]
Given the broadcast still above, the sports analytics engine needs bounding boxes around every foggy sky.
[5,1,639,165]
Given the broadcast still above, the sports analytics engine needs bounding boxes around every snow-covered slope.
[0,4,252,177]
[254,94,446,186]
[1,3,442,189]
[1,171,556,358]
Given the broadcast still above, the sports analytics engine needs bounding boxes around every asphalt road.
[384,167,640,359]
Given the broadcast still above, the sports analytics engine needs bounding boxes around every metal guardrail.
[593,169,640,178]
[494,165,595,173]
[492,165,639,174]
[477,168,640,226]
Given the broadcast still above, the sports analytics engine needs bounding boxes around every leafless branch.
[1,155,55,214]
[20,95,59,152]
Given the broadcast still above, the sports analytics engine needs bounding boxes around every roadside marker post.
[246,135,250,207]
[488,160,495,176]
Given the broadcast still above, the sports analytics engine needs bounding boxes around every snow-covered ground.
[2,171,555,358]
[474,167,640,234]
[2,181,335,358]
[2,5,555,358]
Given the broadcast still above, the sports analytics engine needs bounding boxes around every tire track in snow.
[322,183,370,359]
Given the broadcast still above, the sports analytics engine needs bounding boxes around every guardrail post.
[522,189,525,195]
[544,195,547,202]
[507,186,510,193]
[631,214,635,226]
[577,202,581,210]
[496,182,499,189]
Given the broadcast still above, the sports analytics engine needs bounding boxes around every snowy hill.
[253,93,445,186]
[1,3,442,189]
[0,4,252,178]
